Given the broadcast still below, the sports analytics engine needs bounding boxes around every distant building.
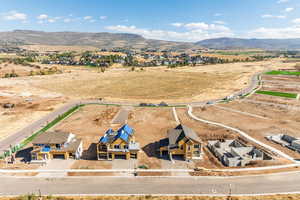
[31,131,83,161]
[159,124,203,161]
[208,139,265,167]
[97,124,140,160]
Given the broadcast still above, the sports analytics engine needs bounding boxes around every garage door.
[115,154,126,159]
[53,154,65,159]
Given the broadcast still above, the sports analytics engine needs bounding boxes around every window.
[114,145,120,149]
[194,144,200,149]
[180,145,183,150]
[56,144,61,149]
[124,145,128,149]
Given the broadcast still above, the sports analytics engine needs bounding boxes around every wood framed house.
[30,131,83,161]
[159,124,203,161]
[97,124,140,160]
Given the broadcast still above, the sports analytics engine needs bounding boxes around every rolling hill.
[0,30,199,51]
[196,37,300,50]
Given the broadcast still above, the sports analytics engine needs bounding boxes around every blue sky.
[1,0,300,42]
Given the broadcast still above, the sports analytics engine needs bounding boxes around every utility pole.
[227,184,232,200]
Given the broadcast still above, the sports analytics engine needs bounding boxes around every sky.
[0,0,300,42]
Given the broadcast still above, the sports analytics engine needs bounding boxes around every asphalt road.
[1,172,300,195]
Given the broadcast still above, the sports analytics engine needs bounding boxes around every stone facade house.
[159,124,203,161]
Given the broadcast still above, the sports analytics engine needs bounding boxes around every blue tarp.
[100,124,134,143]
[41,146,51,152]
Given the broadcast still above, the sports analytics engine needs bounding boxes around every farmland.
[255,90,298,99]
[265,70,300,76]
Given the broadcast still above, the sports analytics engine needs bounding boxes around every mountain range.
[196,37,300,50]
[0,30,198,51]
[1,30,300,51]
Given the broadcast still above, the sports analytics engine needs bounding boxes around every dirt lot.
[0,94,67,140]
[21,44,98,52]
[248,93,300,106]
[261,82,300,93]
[0,59,288,103]
[3,194,300,200]
[192,104,300,160]
[0,59,292,143]
[262,74,300,83]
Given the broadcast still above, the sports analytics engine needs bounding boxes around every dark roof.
[159,138,169,147]
[167,124,202,145]
[167,129,182,146]
[32,131,70,144]
[180,124,202,143]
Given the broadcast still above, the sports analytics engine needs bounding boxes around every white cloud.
[37,14,48,20]
[292,18,300,24]
[214,13,222,17]
[261,14,286,19]
[47,19,55,23]
[184,22,230,32]
[248,25,300,38]
[105,23,234,42]
[285,7,294,12]
[2,11,27,21]
[100,16,107,20]
[83,16,92,20]
[277,0,289,3]
[171,22,183,27]
[63,18,72,23]
[213,20,226,25]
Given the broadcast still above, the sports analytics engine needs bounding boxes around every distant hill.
[196,37,300,50]
[0,30,199,51]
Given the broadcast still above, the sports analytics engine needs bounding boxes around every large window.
[114,145,120,149]
[194,144,200,149]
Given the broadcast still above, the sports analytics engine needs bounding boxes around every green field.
[256,90,298,99]
[265,70,300,76]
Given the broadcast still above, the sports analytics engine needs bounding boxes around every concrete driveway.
[36,159,75,177]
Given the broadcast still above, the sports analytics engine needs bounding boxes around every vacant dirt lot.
[4,194,300,200]
[0,59,289,104]
[0,93,67,140]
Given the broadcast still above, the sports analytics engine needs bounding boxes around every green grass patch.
[256,90,298,99]
[265,70,300,76]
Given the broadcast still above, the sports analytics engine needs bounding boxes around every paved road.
[1,172,300,195]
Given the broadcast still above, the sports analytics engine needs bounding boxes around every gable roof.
[99,124,134,144]
[32,131,70,144]
[167,124,202,145]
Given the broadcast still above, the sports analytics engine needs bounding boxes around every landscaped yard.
[255,90,298,99]
[265,70,300,76]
